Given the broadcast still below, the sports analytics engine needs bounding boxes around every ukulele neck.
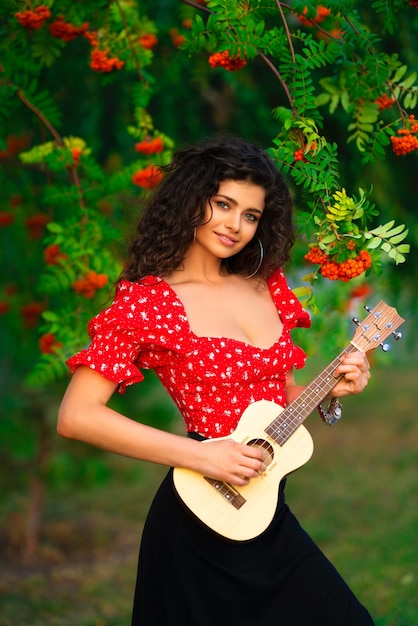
[265,343,358,445]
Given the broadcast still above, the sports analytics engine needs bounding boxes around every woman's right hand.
[197,437,267,486]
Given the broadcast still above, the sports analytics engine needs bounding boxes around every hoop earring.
[243,237,264,279]
[225,237,264,279]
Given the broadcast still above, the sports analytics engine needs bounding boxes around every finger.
[240,442,265,458]
[238,458,266,476]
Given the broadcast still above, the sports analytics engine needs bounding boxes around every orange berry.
[39,333,62,354]
[132,165,163,189]
[208,50,247,71]
[15,5,51,30]
[138,34,158,50]
[374,94,395,111]
[43,244,67,266]
[134,137,164,154]
[304,247,328,264]
[90,48,124,73]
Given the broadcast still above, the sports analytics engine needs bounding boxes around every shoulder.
[114,276,175,306]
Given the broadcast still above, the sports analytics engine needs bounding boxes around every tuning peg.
[380,343,391,352]
[392,331,402,341]
[352,317,360,326]
[364,304,382,318]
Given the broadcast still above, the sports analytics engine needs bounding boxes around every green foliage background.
[0,0,416,591]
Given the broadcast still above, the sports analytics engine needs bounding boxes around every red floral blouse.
[67,268,311,438]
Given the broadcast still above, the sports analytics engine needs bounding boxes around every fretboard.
[265,343,358,445]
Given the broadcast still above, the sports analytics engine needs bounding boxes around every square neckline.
[158,277,285,352]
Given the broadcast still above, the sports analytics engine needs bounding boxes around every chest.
[170,281,283,349]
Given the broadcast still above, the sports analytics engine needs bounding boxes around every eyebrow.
[215,194,264,215]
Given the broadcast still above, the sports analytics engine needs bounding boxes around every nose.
[225,209,240,232]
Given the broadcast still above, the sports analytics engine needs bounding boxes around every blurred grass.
[0,364,417,625]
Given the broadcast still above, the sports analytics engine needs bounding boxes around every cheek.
[244,220,260,237]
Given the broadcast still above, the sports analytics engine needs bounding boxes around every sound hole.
[246,439,274,466]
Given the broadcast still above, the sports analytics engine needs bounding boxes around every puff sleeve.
[66,281,146,393]
[267,268,311,370]
[267,268,311,330]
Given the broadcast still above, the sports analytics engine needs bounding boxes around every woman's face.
[195,179,265,260]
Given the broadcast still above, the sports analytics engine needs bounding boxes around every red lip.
[215,232,238,245]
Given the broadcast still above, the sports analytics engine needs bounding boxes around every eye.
[245,213,259,223]
[216,200,229,210]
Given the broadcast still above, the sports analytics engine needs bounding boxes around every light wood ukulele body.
[173,301,404,541]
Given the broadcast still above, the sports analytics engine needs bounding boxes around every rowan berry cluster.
[410,0,418,8]
[25,213,48,239]
[90,48,125,73]
[297,5,331,26]
[293,142,316,163]
[49,16,89,41]
[73,271,108,298]
[0,212,15,227]
[15,5,51,29]
[71,147,83,163]
[169,28,186,48]
[304,246,328,264]
[84,31,99,47]
[134,137,164,154]
[321,251,372,282]
[138,34,158,50]
[39,332,62,354]
[132,165,163,189]
[20,302,43,328]
[305,247,372,282]
[0,135,30,159]
[0,301,10,315]
[208,50,247,71]
[374,94,395,111]
[293,149,307,163]
[390,115,418,156]
[43,244,67,266]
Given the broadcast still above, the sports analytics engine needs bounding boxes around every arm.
[57,365,266,486]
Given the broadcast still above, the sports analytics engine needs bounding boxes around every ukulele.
[173,301,405,541]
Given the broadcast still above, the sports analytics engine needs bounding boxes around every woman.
[58,136,374,625]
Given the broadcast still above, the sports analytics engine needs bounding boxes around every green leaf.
[321,233,337,244]
[42,311,60,322]
[399,72,417,90]
[393,65,408,82]
[315,93,331,107]
[389,231,408,245]
[47,222,64,233]
[293,286,312,298]
[397,244,410,253]
[367,237,382,249]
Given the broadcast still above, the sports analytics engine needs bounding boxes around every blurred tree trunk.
[23,407,50,561]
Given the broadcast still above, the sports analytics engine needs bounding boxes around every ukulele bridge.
[204,477,246,509]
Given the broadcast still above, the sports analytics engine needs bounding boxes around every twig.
[14,85,85,208]
[180,0,211,14]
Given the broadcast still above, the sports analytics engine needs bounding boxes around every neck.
[172,244,224,284]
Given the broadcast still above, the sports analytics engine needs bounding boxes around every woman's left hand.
[331,351,371,398]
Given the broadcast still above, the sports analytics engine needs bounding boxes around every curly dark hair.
[120,135,294,282]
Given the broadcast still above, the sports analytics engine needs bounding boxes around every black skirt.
[131,466,374,626]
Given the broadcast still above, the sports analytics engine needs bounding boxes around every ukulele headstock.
[351,301,405,352]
